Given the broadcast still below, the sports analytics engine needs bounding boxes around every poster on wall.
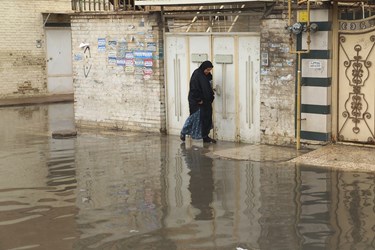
[125,52,134,59]
[134,59,144,67]
[144,67,153,80]
[134,50,153,59]
[115,41,127,67]
[117,59,125,66]
[108,40,117,50]
[124,52,135,74]
[144,59,153,67]
[134,67,144,80]
[125,59,134,67]
[133,50,153,80]
[146,42,157,52]
[108,51,117,65]
[98,38,106,52]
[117,41,127,58]
[125,66,135,73]
[125,59,135,73]
[74,53,83,61]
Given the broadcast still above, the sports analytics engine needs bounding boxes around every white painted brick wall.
[0,0,71,98]
[260,19,296,145]
[71,13,166,133]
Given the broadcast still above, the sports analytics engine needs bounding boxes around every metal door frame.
[164,32,260,142]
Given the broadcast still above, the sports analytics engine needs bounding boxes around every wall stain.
[15,81,40,94]
[18,106,40,120]
[11,52,45,67]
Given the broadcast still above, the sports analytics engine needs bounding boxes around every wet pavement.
[0,103,375,250]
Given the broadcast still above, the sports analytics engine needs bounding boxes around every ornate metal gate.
[338,16,375,143]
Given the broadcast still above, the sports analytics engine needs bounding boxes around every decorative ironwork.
[339,15,375,31]
[339,35,375,142]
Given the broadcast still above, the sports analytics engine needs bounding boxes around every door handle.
[250,59,254,127]
[246,56,254,128]
[222,64,227,119]
[177,58,182,120]
[173,57,182,121]
[174,58,178,119]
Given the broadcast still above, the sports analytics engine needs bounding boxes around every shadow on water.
[0,103,374,250]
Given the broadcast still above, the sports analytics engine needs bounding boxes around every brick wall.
[71,13,166,133]
[0,0,72,98]
[260,19,296,145]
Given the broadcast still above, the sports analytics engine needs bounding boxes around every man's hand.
[198,100,203,105]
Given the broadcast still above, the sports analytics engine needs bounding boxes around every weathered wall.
[0,0,72,98]
[260,19,296,145]
[71,13,165,133]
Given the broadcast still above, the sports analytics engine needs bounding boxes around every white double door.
[166,34,260,143]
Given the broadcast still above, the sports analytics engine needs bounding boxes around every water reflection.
[73,134,164,248]
[0,104,77,250]
[332,171,375,250]
[182,144,214,220]
[0,103,374,250]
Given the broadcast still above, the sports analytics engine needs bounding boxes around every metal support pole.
[297,53,302,150]
[288,0,311,150]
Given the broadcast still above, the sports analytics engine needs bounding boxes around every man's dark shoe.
[180,133,186,142]
[203,137,216,143]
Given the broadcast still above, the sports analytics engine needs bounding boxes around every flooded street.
[0,103,374,250]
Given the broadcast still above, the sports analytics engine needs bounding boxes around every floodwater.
[0,103,374,250]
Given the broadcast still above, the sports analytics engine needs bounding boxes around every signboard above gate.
[135,0,274,5]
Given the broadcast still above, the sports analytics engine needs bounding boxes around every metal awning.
[135,0,275,5]
[42,12,72,27]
